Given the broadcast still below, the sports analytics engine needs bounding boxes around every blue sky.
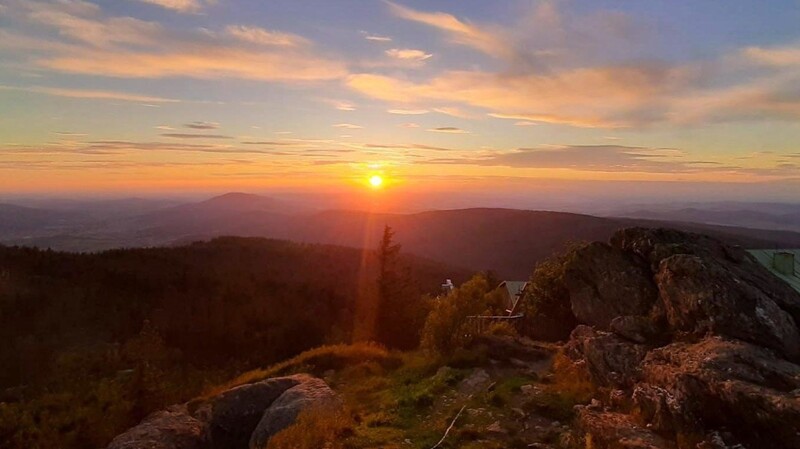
[1,0,799,202]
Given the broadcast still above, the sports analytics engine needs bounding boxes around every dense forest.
[0,236,466,448]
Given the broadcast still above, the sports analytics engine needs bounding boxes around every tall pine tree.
[375,225,430,349]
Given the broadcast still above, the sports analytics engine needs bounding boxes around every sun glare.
[369,175,383,188]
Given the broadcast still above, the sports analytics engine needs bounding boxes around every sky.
[1,0,800,205]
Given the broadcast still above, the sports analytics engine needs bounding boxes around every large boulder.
[634,337,800,449]
[106,406,206,449]
[612,227,800,324]
[656,254,800,361]
[564,242,658,329]
[207,376,302,449]
[249,376,339,449]
[564,325,648,388]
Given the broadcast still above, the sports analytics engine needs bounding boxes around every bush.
[420,274,492,355]
[519,245,582,341]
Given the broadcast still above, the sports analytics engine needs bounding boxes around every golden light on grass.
[369,174,383,188]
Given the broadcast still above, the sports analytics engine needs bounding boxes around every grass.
[203,342,397,398]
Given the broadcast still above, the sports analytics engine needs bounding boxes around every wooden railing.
[465,313,526,337]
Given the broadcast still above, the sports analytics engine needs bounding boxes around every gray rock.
[610,315,663,344]
[656,254,800,361]
[612,227,800,324]
[576,406,673,449]
[249,376,338,449]
[106,406,206,449]
[207,375,302,449]
[564,242,658,329]
[636,337,800,448]
[457,368,492,394]
[564,325,648,388]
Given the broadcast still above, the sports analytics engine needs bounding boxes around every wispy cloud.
[428,127,469,134]
[226,25,309,47]
[184,121,220,130]
[6,1,347,82]
[362,31,392,42]
[425,145,749,175]
[433,107,473,119]
[0,84,179,103]
[388,108,429,115]
[161,133,232,139]
[385,48,433,62]
[333,123,364,129]
[385,1,508,59]
[133,0,208,13]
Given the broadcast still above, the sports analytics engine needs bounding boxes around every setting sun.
[369,175,383,188]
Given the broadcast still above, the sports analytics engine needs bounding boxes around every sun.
[369,175,383,188]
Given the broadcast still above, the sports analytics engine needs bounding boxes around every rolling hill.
[2,194,800,277]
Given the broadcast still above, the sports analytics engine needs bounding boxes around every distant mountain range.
[606,202,800,233]
[2,193,800,278]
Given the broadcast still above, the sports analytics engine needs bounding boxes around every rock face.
[556,228,800,449]
[207,376,302,449]
[106,406,206,449]
[249,376,338,449]
[106,374,337,449]
[564,242,658,329]
[564,325,648,388]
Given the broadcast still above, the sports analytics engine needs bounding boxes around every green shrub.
[420,274,492,355]
[520,245,583,341]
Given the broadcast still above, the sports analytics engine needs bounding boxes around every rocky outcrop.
[564,326,648,388]
[106,406,206,449]
[249,376,338,449]
[656,254,800,360]
[207,376,302,449]
[106,374,336,449]
[576,407,673,449]
[564,242,658,329]
[557,228,800,449]
[635,337,800,448]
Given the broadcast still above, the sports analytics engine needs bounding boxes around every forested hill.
[0,237,467,447]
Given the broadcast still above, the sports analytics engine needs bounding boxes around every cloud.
[333,123,364,129]
[0,84,179,103]
[53,131,88,137]
[742,43,800,67]
[388,108,429,115]
[428,145,738,174]
[385,48,433,62]
[133,0,207,13]
[399,123,420,128]
[348,61,707,128]
[226,25,309,47]
[184,121,219,130]
[161,133,232,139]
[322,99,356,111]
[364,34,392,42]
[385,1,508,59]
[428,127,469,134]
[6,1,347,82]
[433,107,473,119]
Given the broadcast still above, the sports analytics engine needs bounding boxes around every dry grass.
[203,342,395,398]
[266,404,354,449]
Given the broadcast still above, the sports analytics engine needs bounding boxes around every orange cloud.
[9,0,347,82]
[0,84,179,103]
[348,64,695,128]
[134,0,207,13]
[385,1,509,58]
